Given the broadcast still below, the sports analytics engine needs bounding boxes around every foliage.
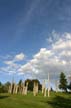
[68,82,71,91]
[18,80,23,87]
[0,82,11,93]
[18,79,23,93]
[0,79,42,93]
[59,72,67,92]
[25,79,42,91]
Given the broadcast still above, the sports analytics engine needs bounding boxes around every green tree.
[68,82,71,91]
[18,79,23,93]
[0,82,3,93]
[25,79,35,91]
[18,80,22,86]
[25,79,42,91]
[59,72,67,92]
[4,82,11,93]
[0,81,11,93]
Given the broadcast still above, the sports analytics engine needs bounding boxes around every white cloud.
[0,32,71,80]
[4,53,25,65]
[52,38,71,51]
[46,37,53,43]
[18,63,33,72]
[0,63,21,74]
[14,53,25,61]
[1,53,25,75]
[4,60,13,65]
[19,32,71,80]
[63,33,71,40]
[33,48,53,59]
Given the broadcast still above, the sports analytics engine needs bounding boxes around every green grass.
[0,92,71,108]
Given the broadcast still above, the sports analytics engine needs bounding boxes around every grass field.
[0,92,71,108]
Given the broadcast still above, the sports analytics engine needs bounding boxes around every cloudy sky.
[0,0,71,83]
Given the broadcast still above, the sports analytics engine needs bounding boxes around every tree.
[50,87,54,92]
[25,79,31,86]
[24,79,42,91]
[0,82,3,93]
[68,82,71,92]
[0,81,11,93]
[59,72,67,92]
[25,79,32,91]
[4,82,11,93]
[0,82,2,86]
[18,80,23,93]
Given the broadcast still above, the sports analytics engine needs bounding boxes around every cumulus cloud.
[19,32,71,80]
[0,32,71,80]
[1,53,25,74]
[14,53,25,61]
[0,62,21,75]
[18,63,33,72]
[4,53,25,64]
[4,60,14,65]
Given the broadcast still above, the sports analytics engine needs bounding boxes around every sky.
[0,0,71,85]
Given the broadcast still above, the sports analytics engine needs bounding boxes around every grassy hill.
[0,92,71,108]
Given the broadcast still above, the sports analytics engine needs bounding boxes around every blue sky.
[0,0,71,85]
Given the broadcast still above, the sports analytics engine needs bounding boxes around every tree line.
[0,72,71,93]
[0,79,42,93]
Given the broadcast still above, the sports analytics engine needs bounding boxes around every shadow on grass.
[0,95,9,99]
[47,95,71,108]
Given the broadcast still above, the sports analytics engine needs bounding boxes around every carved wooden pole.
[44,80,46,97]
[22,82,27,95]
[44,87,47,97]
[55,80,58,93]
[42,80,45,94]
[48,73,50,97]
[8,85,11,93]
[25,82,29,95]
[33,81,36,96]
[33,81,38,96]
[22,82,25,95]
[10,75,15,94]
[13,83,16,94]
[15,85,18,94]
[42,80,46,97]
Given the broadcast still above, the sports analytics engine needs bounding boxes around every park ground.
[0,92,71,108]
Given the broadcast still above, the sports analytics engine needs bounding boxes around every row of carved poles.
[9,73,50,97]
[8,80,50,97]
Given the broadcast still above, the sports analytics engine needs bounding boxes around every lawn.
[0,92,71,108]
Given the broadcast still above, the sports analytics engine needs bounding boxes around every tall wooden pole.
[48,73,50,97]
[42,80,45,94]
[55,80,58,92]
